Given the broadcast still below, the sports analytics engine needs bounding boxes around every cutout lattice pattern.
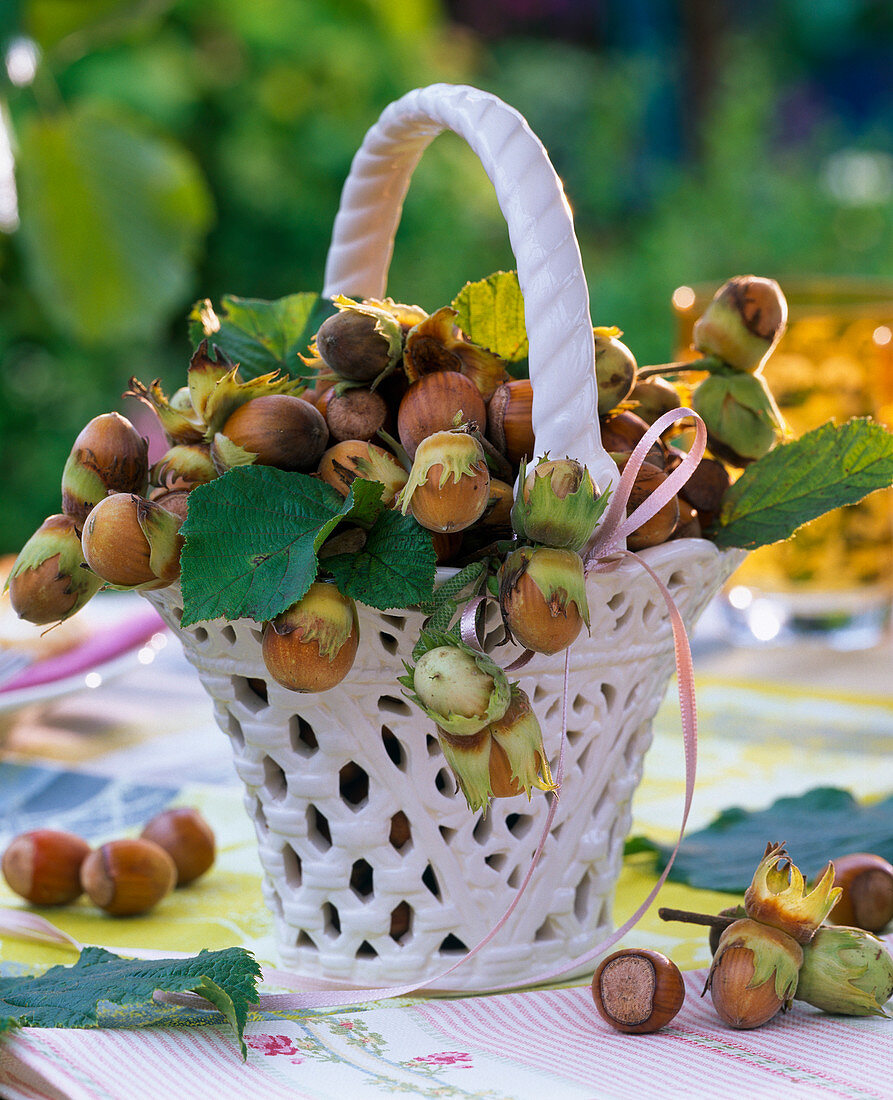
[145,538,741,992]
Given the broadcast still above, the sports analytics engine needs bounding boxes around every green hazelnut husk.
[691,371,783,466]
[744,842,841,945]
[150,444,217,490]
[488,686,554,798]
[796,925,893,1017]
[6,514,103,624]
[60,412,150,527]
[511,457,607,552]
[693,275,788,373]
[498,545,589,655]
[399,634,510,738]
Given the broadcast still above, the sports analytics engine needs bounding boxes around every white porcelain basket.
[145,84,742,992]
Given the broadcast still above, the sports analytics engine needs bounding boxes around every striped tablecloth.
[1,607,891,1098]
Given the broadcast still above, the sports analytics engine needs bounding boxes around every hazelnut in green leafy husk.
[795,925,893,1017]
[436,705,553,815]
[691,371,783,466]
[261,583,359,693]
[6,514,103,624]
[317,440,409,504]
[488,686,554,799]
[399,633,510,738]
[397,430,490,533]
[125,377,205,446]
[81,493,184,590]
[693,275,788,373]
[511,457,607,552]
[594,326,637,416]
[315,296,405,384]
[498,545,589,655]
[744,842,841,945]
[61,412,150,528]
[705,917,803,1028]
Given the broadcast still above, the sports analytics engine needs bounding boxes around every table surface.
[1,591,891,1100]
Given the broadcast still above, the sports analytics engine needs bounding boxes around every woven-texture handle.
[323,83,617,493]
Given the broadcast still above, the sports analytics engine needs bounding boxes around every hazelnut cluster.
[1,807,215,918]
[3,276,790,814]
[591,848,893,1036]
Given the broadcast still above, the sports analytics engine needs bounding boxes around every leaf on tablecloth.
[630,787,893,894]
[0,945,261,1059]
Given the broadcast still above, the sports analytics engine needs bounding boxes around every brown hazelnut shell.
[2,829,91,906]
[828,852,893,932]
[140,807,216,886]
[397,372,486,459]
[80,838,177,916]
[221,394,329,471]
[592,948,686,1033]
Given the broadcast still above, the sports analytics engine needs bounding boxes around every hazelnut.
[220,394,329,471]
[486,379,534,466]
[827,853,893,933]
[397,372,486,459]
[80,838,177,916]
[2,829,91,906]
[140,808,216,886]
[592,949,685,1033]
[320,386,390,443]
[316,309,398,383]
[262,583,359,693]
[617,458,679,549]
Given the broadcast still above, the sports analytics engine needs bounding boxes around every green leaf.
[188,293,336,380]
[452,271,529,364]
[713,418,893,550]
[179,467,384,625]
[324,509,437,610]
[0,945,261,1059]
[638,787,893,894]
[16,102,212,345]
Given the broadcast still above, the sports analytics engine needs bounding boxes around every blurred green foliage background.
[3,0,893,550]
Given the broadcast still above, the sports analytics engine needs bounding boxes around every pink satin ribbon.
[1,409,708,1013]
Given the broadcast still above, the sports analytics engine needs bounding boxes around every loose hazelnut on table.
[592,949,685,1033]
[80,838,177,916]
[140,808,216,886]
[2,829,92,906]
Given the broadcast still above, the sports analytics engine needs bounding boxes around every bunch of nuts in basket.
[4,276,789,812]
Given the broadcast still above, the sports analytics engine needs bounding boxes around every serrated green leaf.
[713,418,893,550]
[452,271,529,364]
[636,787,893,894]
[0,945,261,1059]
[179,467,384,625]
[324,509,436,610]
[189,293,336,380]
[16,103,212,346]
